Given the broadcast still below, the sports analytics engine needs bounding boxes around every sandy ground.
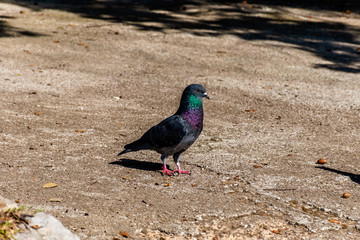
[0,1,360,239]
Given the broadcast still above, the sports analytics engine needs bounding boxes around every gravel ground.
[0,1,359,239]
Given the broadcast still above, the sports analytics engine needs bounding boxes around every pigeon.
[118,84,209,176]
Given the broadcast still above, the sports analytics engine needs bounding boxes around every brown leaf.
[31,225,40,229]
[342,192,351,198]
[42,183,58,188]
[272,229,280,234]
[119,231,130,238]
[317,158,327,164]
[49,198,62,202]
[329,219,340,224]
[75,130,85,133]
[220,182,230,186]
[253,165,263,168]
[164,183,171,187]
[34,111,42,116]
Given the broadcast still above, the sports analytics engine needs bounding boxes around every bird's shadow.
[110,158,166,173]
[316,166,360,185]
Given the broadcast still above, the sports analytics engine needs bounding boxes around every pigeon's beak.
[203,92,210,100]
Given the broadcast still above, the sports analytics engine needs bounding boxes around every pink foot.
[162,167,174,176]
[174,168,191,175]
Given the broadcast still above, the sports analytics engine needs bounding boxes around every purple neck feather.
[181,108,203,129]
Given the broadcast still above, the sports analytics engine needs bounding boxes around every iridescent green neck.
[187,94,202,109]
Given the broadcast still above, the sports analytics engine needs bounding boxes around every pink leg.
[174,164,191,175]
[161,155,173,176]
[162,166,174,176]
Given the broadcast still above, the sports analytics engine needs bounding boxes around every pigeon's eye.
[196,89,201,92]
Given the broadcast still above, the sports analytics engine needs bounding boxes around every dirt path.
[1,1,360,239]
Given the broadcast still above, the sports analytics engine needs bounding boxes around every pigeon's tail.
[117,148,132,156]
[117,136,152,156]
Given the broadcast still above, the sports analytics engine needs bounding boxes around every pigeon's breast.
[159,133,198,156]
[181,108,203,130]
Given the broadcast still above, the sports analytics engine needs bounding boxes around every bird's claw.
[174,169,191,175]
[162,167,174,176]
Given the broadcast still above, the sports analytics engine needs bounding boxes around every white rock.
[0,195,18,211]
[14,212,80,240]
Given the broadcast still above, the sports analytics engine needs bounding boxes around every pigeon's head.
[184,84,210,100]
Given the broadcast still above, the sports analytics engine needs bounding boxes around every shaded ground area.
[0,1,360,239]
[3,0,360,73]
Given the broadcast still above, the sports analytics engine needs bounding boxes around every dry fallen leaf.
[34,111,42,116]
[329,219,340,224]
[119,231,130,238]
[272,229,280,234]
[31,225,40,229]
[75,130,85,133]
[54,40,60,43]
[317,158,327,164]
[164,183,171,187]
[220,182,230,186]
[49,198,62,202]
[342,192,351,198]
[122,177,130,180]
[42,183,58,188]
[253,165,263,168]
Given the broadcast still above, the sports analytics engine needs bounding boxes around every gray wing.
[148,115,188,149]
[121,115,188,152]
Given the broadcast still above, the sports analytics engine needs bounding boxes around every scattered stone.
[14,212,80,240]
[1,195,79,240]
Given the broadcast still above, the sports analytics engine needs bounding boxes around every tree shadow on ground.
[110,158,165,173]
[0,16,44,37]
[316,166,360,185]
[4,0,360,72]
